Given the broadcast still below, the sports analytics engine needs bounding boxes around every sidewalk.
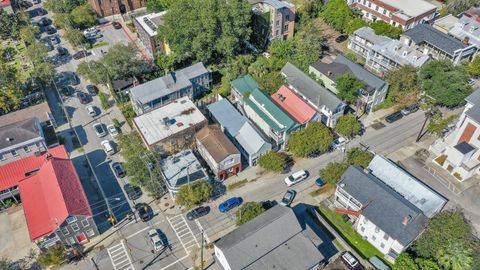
[361,107,396,128]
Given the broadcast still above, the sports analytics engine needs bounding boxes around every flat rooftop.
[133,97,206,147]
[383,0,436,18]
[160,149,209,190]
[135,11,167,37]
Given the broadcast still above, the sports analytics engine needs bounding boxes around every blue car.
[315,178,325,187]
[218,197,241,213]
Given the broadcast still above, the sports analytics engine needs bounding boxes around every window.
[375,6,379,11]
[70,223,80,232]
[360,227,365,232]
[66,217,77,224]
[67,237,76,245]
[81,219,90,228]
[375,226,380,233]
[61,227,69,236]
[0,154,5,161]
[36,142,42,148]
[372,236,377,241]
[380,243,385,249]
[383,9,386,15]
[86,229,95,237]
[383,234,389,240]
[286,15,290,20]
[11,150,18,156]
[284,24,288,31]
[23,146,30,152]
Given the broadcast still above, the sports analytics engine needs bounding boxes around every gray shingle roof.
[454,141,476,154]
[281,62,343,111]
[339,165,428,246]
[0,118,41,150]
[403,24,468,56]
[465,89,480,106]
[466,104,480,124]
[215,205,325,270]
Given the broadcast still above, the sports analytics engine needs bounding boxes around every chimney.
[463,36,470,45]
[403,215,412,225]
[363,168,371,174]
[46,153,53,160]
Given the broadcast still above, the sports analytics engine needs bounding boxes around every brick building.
[88,0,145,18]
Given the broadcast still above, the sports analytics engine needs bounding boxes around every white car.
[148,229,165,252]
[107,124,119,137]
[86,105,96,117]
[101,140,114,155]
[332,137,347,150]
[284,170,308,187]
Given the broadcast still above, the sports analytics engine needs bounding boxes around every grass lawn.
[318,203,391,266]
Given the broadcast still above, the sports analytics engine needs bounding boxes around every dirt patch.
[371,121,386,130]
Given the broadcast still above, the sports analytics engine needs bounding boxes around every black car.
[385,111,403,123]
[135,203,152,222]
[77,91,89,104]
[186,206,210,220]
[57,47,68,56]
[72,50,91,60]
[111,162,126,178]
[335,34,348,43]
[60,86,74,96]
[112,21,122,29]
[38,17,51,26]
[261,200,277,210]
[86,85,98,95]
[124,183,142,200]
[45,26,56,35]
[401,104,419,116]
[70,72,80,85]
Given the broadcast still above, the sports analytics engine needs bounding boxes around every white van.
[101,140,114,156]
[284,170,308,186]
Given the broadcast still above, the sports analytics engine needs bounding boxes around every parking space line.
[195,219,211,244]
[125,218,165,239]
[159,254,189,270]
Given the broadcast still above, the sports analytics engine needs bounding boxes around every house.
[160,149,210,197]
[18,151,98,249]
[207,98,271,167]
[249,0,296,48]
[133,97,207,151]
[346,0,437,30]
[0,0,13,14]
[0,118,47,166]
[431,90,480,180]
[309,55,389,113]
[112,77,138,94]
[281,62,346,128]
[435,14,480,51]
[230,75,297,149]
[348,27,430,73]
[195,125,242,181]
[133,12,170,57]
[270,85,318,125]
[214,204,336,270]
[130,62,212,115]
[465,6,480,23]
[402,24,476,64]
[87,0,145,17]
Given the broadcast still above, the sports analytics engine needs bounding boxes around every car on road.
[86,105,96,117]
[72,50,91,60]
[280,190,296,207]
[332,137,347,150]
[111,162,126,178]
[149,229,166,252]
[385,111,403,123]
[341,251,361,270]
[135,203,152,222]
[107,124,119,137]
[112,21,122,29]
[284,170,308,187]
[219,197,241,213]
[315,178,325,187]
[401,104,419,116]
[57,47,68,56]
[335,34,348,43]
[93,123,106,137]
[77,91,89,104]
[124,183,142,200]
[186,206,210,220]
[101,140,114,155]
[86,85,98,95]
[60,86,74,96]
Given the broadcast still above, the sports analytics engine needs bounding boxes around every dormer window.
[470,26,476,33]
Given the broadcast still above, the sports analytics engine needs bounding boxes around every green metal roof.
[231,75,259,95]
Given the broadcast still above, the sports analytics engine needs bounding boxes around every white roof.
[135,11,167,37]
[133,97,206,146]
[160,149,209,189]
[368,155,447,218]
[382,0,436,19]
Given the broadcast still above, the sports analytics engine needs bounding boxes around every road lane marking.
[125,219,165,239]
[167,214,200,255]
[107,240,134,270]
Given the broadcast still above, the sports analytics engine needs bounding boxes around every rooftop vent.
[403,215,412,225]
[25,168,40,177]
[5,137,13,142]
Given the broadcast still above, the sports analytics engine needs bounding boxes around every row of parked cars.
[385,104,419,123]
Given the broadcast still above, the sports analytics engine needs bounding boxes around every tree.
[53,13,72,29]
[288,122,333,157]
[258,151,288,173]
[446,0,479,15]
[436,242,474,270]
[0,62,22,112]
[155,52,177,74]
[415,258,440,270]
[0,257,11,269]
[158,0,251,64]
[19,26,40,44]
[31,62,56,86]
[219,54,255,95]
[102,44,144,80]
[236,202,265,226]
[256,71,284,95]
[25,42,48,64]
[76,60,109,84]
[64,28,86,47]
[269,40,295,60]
[0,10,28,40]
[70,4,96,28]
[336,73,365,103]
[467,56,480,77]
[37,244,66,268]
[146,0,174,12]
[335,114,362,139]
[175,180,213,209]
[385,65,420,106]
[320,0,353,32]
[393,253,419,270]
[347,147,373,168]
[319,162,348,185]
[426,108,457,137]
[345,18,369,35]
[370,21,402,39]
[290,22,324,71]
[43,0,84,13]
[419,60,472,108]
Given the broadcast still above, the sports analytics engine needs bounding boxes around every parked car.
[332,137,347,150]
[385,111,403,123]
[284,170,308,187]
[341,252,361,270]
[400,104,419,116]
[72,50,91,60]
[186,206,210,220]
[467,78,476,85]
[101,140,114,155]
[77,91,89,104]
[135,203,152,222]
[280,190,296,207]
[70,72,80,85]
[148,229,166,252]
[124,183,142,200]
[86,105,96,117]
[93,123,106,137]
[38,17,51,26]
[45,26,56,35]
[112,21,122,29]
[86,85,98,95]
[32,0,40,4]
[315,178,325,187]
[41,40,53,51]
[107,124,119,137]
[218,197,241,213]
[83,27,99,36]
[335,34,348,43]
[57,46,68,56]
[111,162,126,178]
[261,200,277,210]
[49,35,59,45]
[60,86,74,96]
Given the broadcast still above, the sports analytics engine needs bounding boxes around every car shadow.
[72,124,88,146]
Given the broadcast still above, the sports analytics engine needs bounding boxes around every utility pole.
[200,230,205,270]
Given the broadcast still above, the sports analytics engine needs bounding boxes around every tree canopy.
[384,65,421,106]
[236,202,265,226]
[335,114,362,139]
[258,151,288,173]
[345,18,369,35]
[446,0,479,15]
[219,54,255,95]
[320,0,353,32]
[70,4,96,29]
[175,181,213,209]
[0,10,28,40]
[419,60,472,107]
[43,0,85,13]
[25,42,48,65]
[467,56,480,77]
[370,21,402,39]
[336,73,365,103]
[346,147,373,168]
[288,122,333,157]
[19,26,40,45]
[319,162,348,185]
[146,0,174,12]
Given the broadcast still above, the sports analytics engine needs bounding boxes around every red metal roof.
[271,85,316,125]
[0,145,68,191]
[19,157,92,241]
[0,0,11,6]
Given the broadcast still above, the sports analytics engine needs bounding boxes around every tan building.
[88,0,145,18]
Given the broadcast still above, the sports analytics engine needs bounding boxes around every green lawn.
[318,203,391,266]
